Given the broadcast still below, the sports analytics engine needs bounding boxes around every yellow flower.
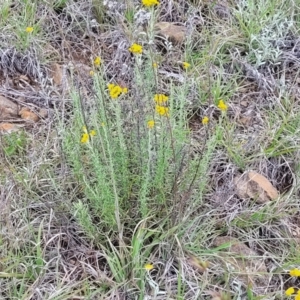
[296,295,300,300]
[110,86,122,98]
[108,83,115,91]
[152,62,158,68]
[154,94,168,105]
[155,105,169,117]
[285,287,295,296]
[217,99,228,111]
[89,130,96,137]
[142,0,159,6]
[129,43,143,54]
[107,83,127,99]
[81,133,89,144]
[94,56,101,67]
[144,263,154,270]
[202,116,209,125]
[81,127,96,143]
[25,27,33,33]
[89,70,95,76]
[182,62,191,69]
[147,120,155,129]
[290,268,300,277]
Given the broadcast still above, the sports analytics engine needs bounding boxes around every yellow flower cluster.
[153,93,169,117]
[146,93,169,129]
[129,43,143,54]
[81,127,96,144]
[155,105,169,117]
[25,27,33,33]
[285,269,300,299]
[142,0,159,6]
[217,99,228,111]
[285,288,300,299]
[108,83,128,99]
[154,94,168,105]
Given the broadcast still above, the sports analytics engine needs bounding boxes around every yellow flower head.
[94,56,101,67]
[81,126,96,143]
[217,99,228,111]
[89,130,96,137]
[152,62,158,68]
[296,294,300,300]
[142,0,159,6]
[202,116,209,125]
[129,43,143,54]
[155,105,169,117]
[110,86,122,98]
[147,120,155,129]
[107,83,127,99]
[285,287,295,296]
[25,27,33,33]
[81,133,89,144]
[144,263,154,270]
[89,70,95,76]
[290,268,300,277]
[154,94,168,105]
[108,83,115,91]
[182,62,191,69]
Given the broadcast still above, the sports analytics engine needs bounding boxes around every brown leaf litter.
[155,22,187,44]
[0,95,19,119]
[19,107,40,122]
[234,171,279,203]
[0,122,23,133]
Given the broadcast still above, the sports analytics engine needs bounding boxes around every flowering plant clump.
[25,27,33,33]
[80,126,96,144]
[154,94,168,105]
[107,83,128,99]
[142,0,159,7]
[155,105,169,117]
[217,99,228,111]
[129,43,143,54]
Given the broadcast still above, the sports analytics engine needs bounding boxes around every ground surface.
[1,0,300,299]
